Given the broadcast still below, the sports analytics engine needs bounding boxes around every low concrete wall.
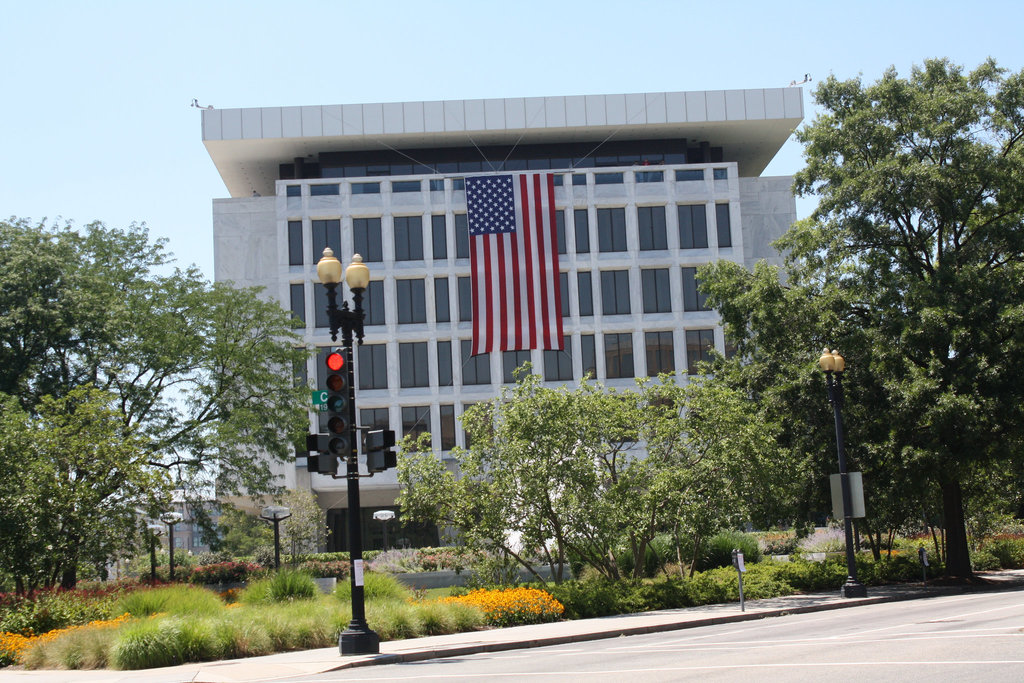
[393,565,563,590]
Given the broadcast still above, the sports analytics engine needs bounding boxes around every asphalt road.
[286,588,1024,682]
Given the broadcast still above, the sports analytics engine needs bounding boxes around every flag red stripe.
[533,173,552,350]
[546,175,564,350]
[519,174,537,349]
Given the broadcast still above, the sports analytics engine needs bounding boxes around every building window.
[393,216,424,261]
[572,174,587,186]
[574,209,590,253]
[502,350,531,384]
[635,170,663,183]
[716,204,732,247]
[581,334,597,378]
[597,208,627,252]
[437,340,453,386]
[351,182,380,195]
[429,178,445,192]
[434,277,450,323]
[396,279,427,324]
[637,206,667,251]
[353,217,383,262]
[455,213,469,259]
[461,340,490,385]
[286,185,301,197]
[682,267,710,312]
[675,169,704,182]
[713,168,728,180]
[365,280,385,326]
[288,221,303,266]
[560,272,569,318]
[312,219,341,265]
[439,404,456,450]
[686,329,716,373]
[361,408,389,431]
[594,172,624,185]
[544,336,572,381]
[402,405,430,443]
[577,272,593,316]
[600,270,631,316]
[392,180,420,193]
[314,284,329,329]
[555,211,566,255]
[646,331,675,376]
[604,333,634,379]
[310,184,340,196]
[678,205,709,249]
[399,342,429,387]
[641,268,672,313]
[358,344,388,390]
[289,283,305,325]
[458,276,472,322]
[431,215,447,261]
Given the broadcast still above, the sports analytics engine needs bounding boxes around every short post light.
[373,510,396,550]
[146,523,164,583]
[818,348,867,598]
[159,511,183,581]
[260,505,292,570]
[317,248,380,656]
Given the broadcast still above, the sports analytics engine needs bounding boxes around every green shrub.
[195,550,234,566]
[971,549,1001,571]
[109,617,218,669]
[700,530,762,570]
[367,600,423,640]
[982,538,1024,569]
[115,585,224,618]
[297,559,349,579]
[335,571,412,603]
[0,585,123,635]
[188,561,262,585]
[240,570,316,604]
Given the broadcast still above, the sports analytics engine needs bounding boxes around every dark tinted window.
[675,169,704,181]
[360,407,389,431]
[458,276,472,322]
[289,283,305,324]
[641,269,672,313]
[310,184,339,196]
[543,335,573,381]
[402,405,430,443]
[604,333,634,378]
[358,344,388,389]
[286,185,301,197]
[353,218,383,262]
[678,205,708,249]
[455,214,469,258]
[396,279,427,324]
[581,334,597,379]
[288,221,303,266]
[560,272,569,318]
[399,342,429,387]
[440,404,456,450]
[574,209,590,253]
[394,216,424,261]
[437,340,452,386]
[434,277,450,323]
[682,267,709,311]
[594,172,623,185]
[461,340,490,385]
[351,182,380,194]
[555,211,566,255]
[600,270,631,315]
[686,329,716,373]
[502,350,531,383]
[577,272,593,316]
[365,280,385,326]
[716,204,732,247]
[392,180,421,193]
[431,215,447,261]
[597,208,627,252]
[637,206,667,251]
[311,219,341,265]
[646,331,675,376]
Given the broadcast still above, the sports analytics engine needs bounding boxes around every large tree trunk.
[941,479,972,578]
[60,565,78,590]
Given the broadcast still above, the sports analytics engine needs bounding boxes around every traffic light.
[304,434,337,476]
[325,349,352,463]
[365,429,397,473]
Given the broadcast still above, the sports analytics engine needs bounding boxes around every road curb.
[318,579,1024,674]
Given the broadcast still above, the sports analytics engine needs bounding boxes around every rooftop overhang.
[202,88,804,198]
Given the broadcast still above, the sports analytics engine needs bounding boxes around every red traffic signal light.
[326,351,345,371]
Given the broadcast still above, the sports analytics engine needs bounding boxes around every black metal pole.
[329,283,379,656]
[150,533,158,583]
[167,522,176,581]
[273,519,281,570]
[826,372,867,598]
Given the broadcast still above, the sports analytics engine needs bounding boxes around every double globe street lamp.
[316,247,379,655]
[159,511,183,581]
[260,505,292,570]
[818,348,867,599]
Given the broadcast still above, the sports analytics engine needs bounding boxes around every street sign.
[311,390,328,411]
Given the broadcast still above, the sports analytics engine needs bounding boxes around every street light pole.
[819,348,867,599]
[159,511,183,581]
[317,248,379,656]
[260,506,292,570]
[146,524,164,583]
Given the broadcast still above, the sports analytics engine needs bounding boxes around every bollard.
[919,547,929,585]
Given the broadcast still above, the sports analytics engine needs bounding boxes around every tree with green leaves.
[702,58,1024,577]
[0,387,166,590]
[0,218,310,586]
[278,489,329,555]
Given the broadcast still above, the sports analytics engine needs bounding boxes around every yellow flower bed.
[443,587,564,627]
[0,613,132,666]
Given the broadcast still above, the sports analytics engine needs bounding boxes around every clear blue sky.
[2,0,1022,278]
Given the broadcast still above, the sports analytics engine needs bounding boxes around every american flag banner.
[466,172,564,355]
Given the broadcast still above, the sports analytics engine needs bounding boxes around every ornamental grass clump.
[335,571,412,602]
[443,587,564,627]
[14,613,132,669]
[115,585,224,618]
[239,570,317,604]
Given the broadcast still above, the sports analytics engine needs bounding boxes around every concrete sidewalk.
[6,569,1024,683]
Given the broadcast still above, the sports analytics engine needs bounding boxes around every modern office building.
[202,87,802,551]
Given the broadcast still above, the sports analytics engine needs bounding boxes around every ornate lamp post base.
[339,622,380,655]
[841,580,867,598]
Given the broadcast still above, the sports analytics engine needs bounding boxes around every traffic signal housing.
[304,434,337,476]
[365,429,397,473]
[325,350,352,462]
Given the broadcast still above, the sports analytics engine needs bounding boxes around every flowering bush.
[0,582,140,636]
[297,559,349,579]
[0,613,131,666]
[443,587,564,627]
[187,561,262,585]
